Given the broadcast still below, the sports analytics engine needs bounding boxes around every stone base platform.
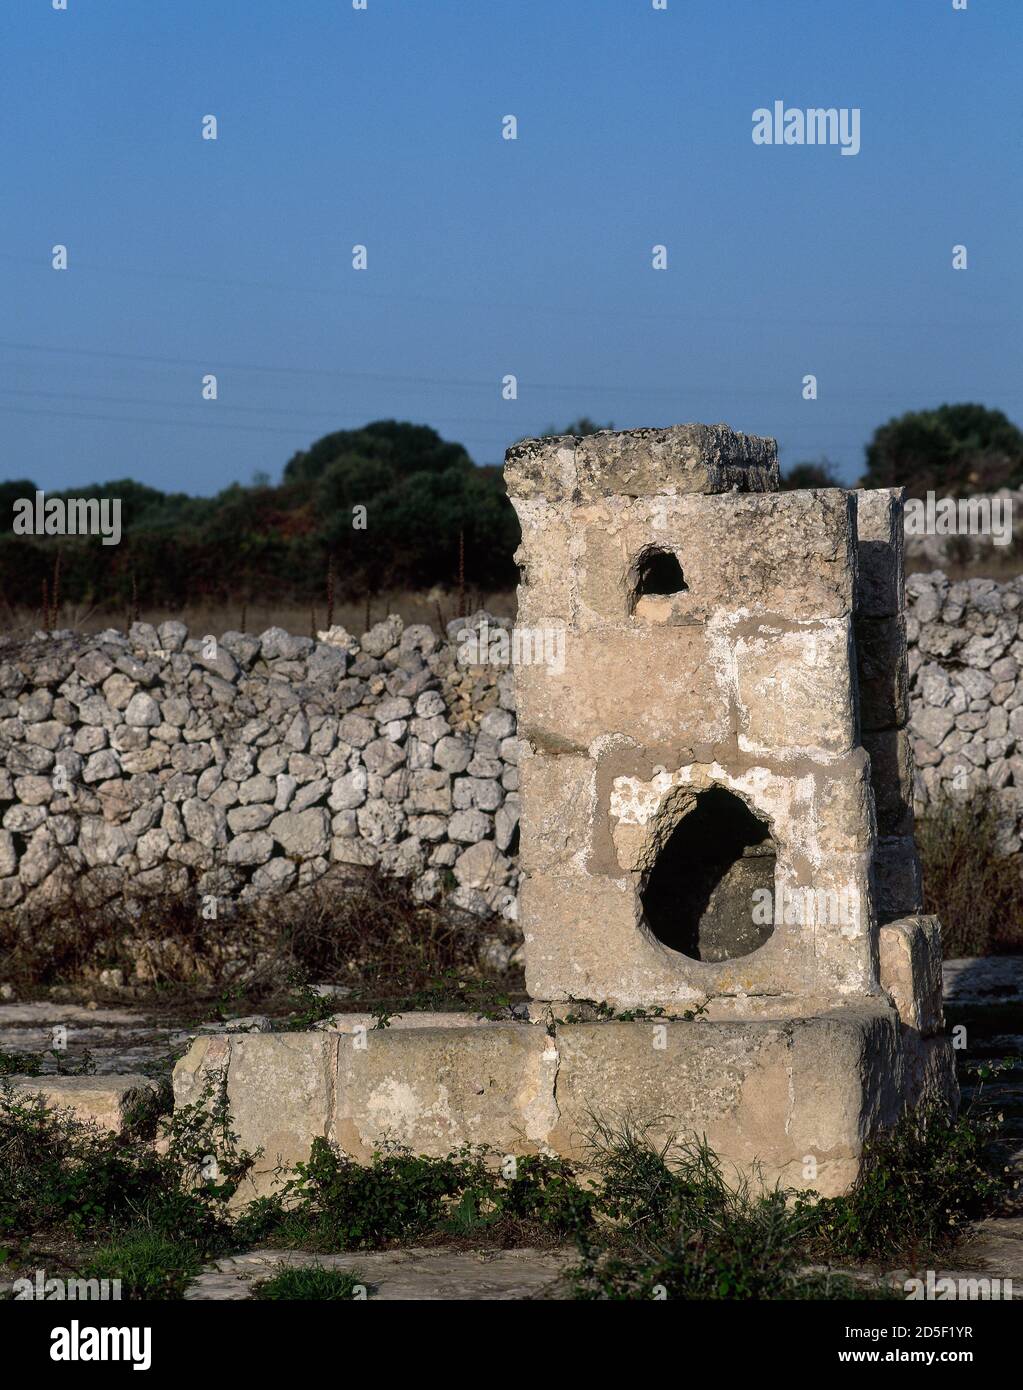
[173,998,956,1200]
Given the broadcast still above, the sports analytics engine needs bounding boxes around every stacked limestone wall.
[907,570,1023,847]
[1,570,1022,925]
[0,616,521,920]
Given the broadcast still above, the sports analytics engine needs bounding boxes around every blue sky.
[2,0,1020,493]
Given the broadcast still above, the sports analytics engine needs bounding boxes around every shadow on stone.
[641,786,776,961]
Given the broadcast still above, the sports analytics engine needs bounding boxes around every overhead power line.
[2,248,1015,332]
[0,339,1016,408]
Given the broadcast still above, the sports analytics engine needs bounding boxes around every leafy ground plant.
[568,1102,1011,1301]
[251,1264,367,1300]
[0,1068,258,1298]
[0,1065,1010,1300]
[236,1141,593,1252]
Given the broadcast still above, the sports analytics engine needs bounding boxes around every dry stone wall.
[1,572,1022,924]
[907,570,1023,845]
[0,615,521,922]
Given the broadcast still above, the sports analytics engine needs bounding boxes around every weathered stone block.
[166,1000,951,1202]
[573,490,855,629]
[334,1023,558,1160]
[173,1033,333,1197]
[8,1073,161,1134]
[505,424,779,503]
[519,868,831,1007]
[516,627,732,750]
[517,748,595,875]
[732,618,856,759]
[552,1003,902,1197]
[878,914,944,1036]
[901,1031,958,1113]
[513,498,576,629]
[856,615,910,732]
[855,488,905,619]
[862,726,915,837]
[874,835,924,920]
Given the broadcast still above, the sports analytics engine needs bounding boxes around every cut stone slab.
[572,490,855,629]
[334,1021,559,1163]
[854,488,905,620]
[504,423,779,502]
[550,1003,916,1197]
[174,1032,334,1200]
[878,915,944,1036]
[174,1001,955,1200]
[515,625,733,751]
[317,1011,511,1033]
[733,617,857,759]
[0,1002,146,1026]
[5,1073,161,1133]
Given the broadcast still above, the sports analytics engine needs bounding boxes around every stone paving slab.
[0,1001,192,1076]
[955,1216,1023,1282]
[184,1246,573,1301]
[0,1002,147,1026]
[188,1237,1023,1301]
[873,1219,1023,1299]
[943,957,1023,1004]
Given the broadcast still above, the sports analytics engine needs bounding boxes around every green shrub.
[237,1140,593,1252]
[571,1122,861,1300]
[802,1100,1008,1262]
[82,1232,202,1301]
[570,1104,1008,1300]
[280,1140,472,1249]
[252,1264,366,1300]
[1,1084,175,1239]
[490,1154,593,1234]
[0,1070,253,1245]
[0,1051,42,1077]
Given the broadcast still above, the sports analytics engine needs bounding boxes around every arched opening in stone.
[632,547,687,603]
[641,786,777,962]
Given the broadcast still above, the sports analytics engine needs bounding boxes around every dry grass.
[0,864,522,1013]
[0,589,518,642]
[917,789,1023,956]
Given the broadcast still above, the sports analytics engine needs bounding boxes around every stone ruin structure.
[174,424,956,1199]
[507,423,923,1005]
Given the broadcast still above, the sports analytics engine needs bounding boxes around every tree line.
[3,405,1021,615]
